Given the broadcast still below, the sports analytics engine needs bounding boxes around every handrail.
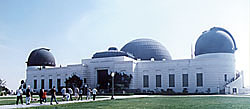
[224,73,240,86]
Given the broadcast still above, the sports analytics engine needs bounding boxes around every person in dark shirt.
[39,89,44,104]
[84,85,87,98]
[78,88,83,100]
[50,86,58,105]
[26,85,31,105]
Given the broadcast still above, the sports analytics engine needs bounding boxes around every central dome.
[121,38,172,61]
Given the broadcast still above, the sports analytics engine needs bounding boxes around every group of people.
[39,86,58,105]
[61,86,98,101]
[16,85,98,105]
[39,89,47,104]
[16,85,58,105]
[16,85,32,105]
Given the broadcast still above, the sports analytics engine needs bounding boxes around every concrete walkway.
[2,94,249,108]
[0,95,148,108]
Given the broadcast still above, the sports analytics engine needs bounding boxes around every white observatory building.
[25,27,245,94]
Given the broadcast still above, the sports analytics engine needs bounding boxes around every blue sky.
[0,0,249,90]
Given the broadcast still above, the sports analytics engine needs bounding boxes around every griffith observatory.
[25,27,245,94]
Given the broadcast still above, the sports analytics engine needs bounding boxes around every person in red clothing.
[42,90,47,103]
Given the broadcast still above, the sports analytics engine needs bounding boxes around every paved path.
[1,94,250,108]
[0,95,148,108]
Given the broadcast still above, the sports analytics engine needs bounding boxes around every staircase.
[224,73,240,86]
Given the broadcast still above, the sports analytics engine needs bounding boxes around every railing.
[224,73,241,86]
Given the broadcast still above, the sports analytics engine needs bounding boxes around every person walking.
[68,88,73,101]
[26,85,31,105]
[50,86,58,105]
[16,87,23,105]
[84,85,88,99]
[86,88,91,100]
[78,88,83,100]
[30,88,34,102]
[74,87,79,100]
[61,87,66,101]
[39,89,44,104]
[92,88,98,101]
[65,93,70,101]
[42,90,47,103]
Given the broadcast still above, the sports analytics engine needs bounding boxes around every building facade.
[25,27,244,94]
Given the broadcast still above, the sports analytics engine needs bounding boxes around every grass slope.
[25,96,250,109]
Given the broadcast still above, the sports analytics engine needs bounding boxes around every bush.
[166,89,175,95]
[182,88,188,94]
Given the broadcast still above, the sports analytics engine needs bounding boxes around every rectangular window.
[143,75,149,88]
[84,78,87,84]
[34,80,37,89]
[41,79,44,89]
[182,74,188,87]
[224,74,227,82]
[156,75,161,87]
[57,79,61,90]
[197,73,203,87]
[169,74,175,87]
[49,79,53,89]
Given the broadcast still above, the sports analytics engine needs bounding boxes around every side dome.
[195,27,237,56]
[121,38,172,61]
[27,48,56,66]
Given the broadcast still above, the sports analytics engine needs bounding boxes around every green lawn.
[0,100,16,105]
[0,96,62,105]
[25,96,250,109]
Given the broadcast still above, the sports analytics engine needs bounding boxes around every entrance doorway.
[233,88,237,94]
[97,69,109,89]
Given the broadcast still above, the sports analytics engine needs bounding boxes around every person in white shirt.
[16,88,23,105]
[61,88,66,101]
[74,87,79,100]
[68,88,73,101]
[86,88,91,100]
[92,88,98,101]
[66,93,70,101]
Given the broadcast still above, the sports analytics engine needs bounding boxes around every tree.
[0,79,6,87]
[65,75,83,89]
[0,79,9,96]
[0,79,6,92]
[108,72,133,91]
